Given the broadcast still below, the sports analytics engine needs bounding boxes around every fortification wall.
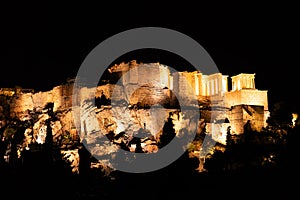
[227,105,265,134]
[225,89,268,110]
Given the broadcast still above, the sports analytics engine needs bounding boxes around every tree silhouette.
[158,112,176,149]
[0,127,8,166]
[204,150,225,174]
[224,126,233,170]
[44,103,55,166]
[267,101,293,127]
[78,139,91,175]
[225,126,232,145]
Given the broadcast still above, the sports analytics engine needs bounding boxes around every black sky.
[0,2,298,110]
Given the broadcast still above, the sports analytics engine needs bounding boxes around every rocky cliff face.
[0,84,202,175]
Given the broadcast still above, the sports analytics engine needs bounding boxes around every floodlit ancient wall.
[9,93,34,116]
[225,89,268,110]
[172,71,228,98]
[227,105,265,134]
[2,82,74,117]
[201,73,228,96]
[172,71,196,100]
[119,63,173,106]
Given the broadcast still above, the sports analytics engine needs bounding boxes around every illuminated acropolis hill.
[0,61,269,145]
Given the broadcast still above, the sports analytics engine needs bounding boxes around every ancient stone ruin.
[0,61,269,174]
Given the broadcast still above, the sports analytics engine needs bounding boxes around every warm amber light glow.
[292,113,298,127]
[0,61,271,175]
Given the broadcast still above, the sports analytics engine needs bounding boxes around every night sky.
[1,2,298,111]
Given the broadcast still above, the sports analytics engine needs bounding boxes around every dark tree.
[134,140,143,153]
[158,113,176,149]
[243,120,252,144]
[0,128,8,165]
[78,140,91,177]
[45,103,54,166]
[267,101,293,127]
[9,129,23,167]
[226,126,233,146]
[224,126,233,170]
[204,150,225,174]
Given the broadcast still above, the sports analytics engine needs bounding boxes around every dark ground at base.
[1,164,298,200]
